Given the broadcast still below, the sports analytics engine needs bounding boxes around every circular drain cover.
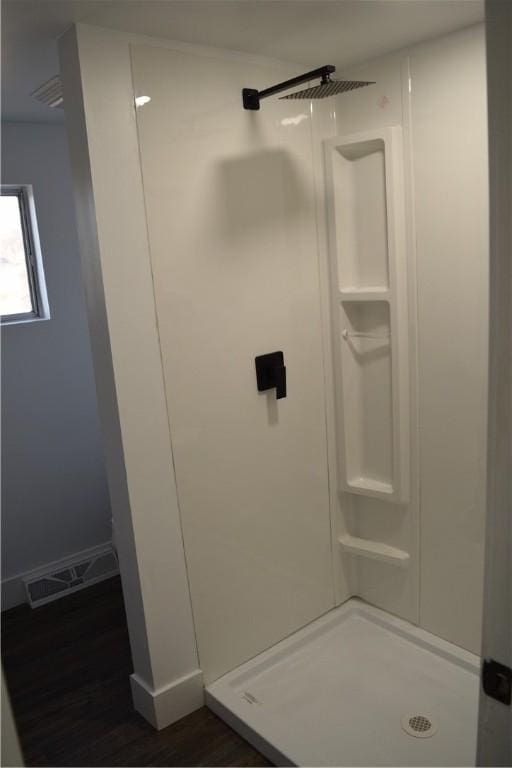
[401,714,437,738]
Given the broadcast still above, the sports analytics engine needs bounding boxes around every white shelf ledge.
[339,288,390,302]
[347,477,394,496]
[339,534,410,568]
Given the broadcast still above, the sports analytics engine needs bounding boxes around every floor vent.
[24,548,119,608]
[401,713,437,738]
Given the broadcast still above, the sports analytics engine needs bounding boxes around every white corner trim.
[1,541,115,612]
[130,669,204,730]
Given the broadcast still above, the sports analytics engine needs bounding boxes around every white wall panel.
[59,25,202,729]
[131,44,335,683]
[411,26,488,654]
[328,53,420,625]
[329,26,488,652]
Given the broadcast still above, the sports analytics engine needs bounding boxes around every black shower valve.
[255,351,287,400]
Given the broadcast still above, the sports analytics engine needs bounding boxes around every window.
[0,186,49,323]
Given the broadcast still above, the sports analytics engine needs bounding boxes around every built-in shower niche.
[332,138,389,293]
[340,300,393,496]
[326,126,409,504]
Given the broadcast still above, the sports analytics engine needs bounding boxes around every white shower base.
[206,599,480,766]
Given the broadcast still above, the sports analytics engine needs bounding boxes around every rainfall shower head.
[242,65,374,110]
[280,78,374,100]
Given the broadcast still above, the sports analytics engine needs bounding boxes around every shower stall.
[60,16,495,767]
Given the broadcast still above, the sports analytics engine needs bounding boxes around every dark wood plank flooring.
[2,577,271,767]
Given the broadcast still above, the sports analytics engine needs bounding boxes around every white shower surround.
[59,20,488,747]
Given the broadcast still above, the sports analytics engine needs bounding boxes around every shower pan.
[206,601,479,767]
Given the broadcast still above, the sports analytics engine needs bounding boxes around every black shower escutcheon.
[255,351,287,399]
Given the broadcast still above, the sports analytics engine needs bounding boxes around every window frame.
[1,185,49,325]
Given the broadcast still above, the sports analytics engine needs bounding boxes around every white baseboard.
[1,541,115,611]
[130,669,204,730]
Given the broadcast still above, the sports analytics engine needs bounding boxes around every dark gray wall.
[477,2,512,763]
[1,121,111,607]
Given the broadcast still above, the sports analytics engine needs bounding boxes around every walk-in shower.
[126,27,489,764]
[60,11,494,765]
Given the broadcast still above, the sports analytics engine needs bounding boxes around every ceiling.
[2,0,484,123]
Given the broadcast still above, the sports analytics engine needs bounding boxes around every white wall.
[331,25,488,654]
[410,26,488,654]
[59,25,202,729]
[131,42,335,684]
[1,122,111,608]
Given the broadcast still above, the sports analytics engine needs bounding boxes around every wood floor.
[1,577,272,767]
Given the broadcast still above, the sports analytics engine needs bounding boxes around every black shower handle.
[274,364,287,399]
[255,351,287,400]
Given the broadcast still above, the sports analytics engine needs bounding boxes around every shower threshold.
[205,599,480,766]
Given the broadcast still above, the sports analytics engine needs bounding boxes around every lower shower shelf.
[338,534,410,568]
[346,476,394,497]
[339,288,390,302]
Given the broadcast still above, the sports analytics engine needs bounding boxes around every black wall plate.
[255,351,287,399]
[482,658,512,705]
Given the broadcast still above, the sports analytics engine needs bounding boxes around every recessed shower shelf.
[348,476,394,496]
[339,288,390,302]
[325,126,409,504]
[338,534,410,568]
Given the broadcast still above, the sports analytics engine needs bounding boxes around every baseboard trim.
[130,669,204,730]
[1,541,115,611]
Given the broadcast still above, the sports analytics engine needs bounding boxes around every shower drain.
[401,713,437,738]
